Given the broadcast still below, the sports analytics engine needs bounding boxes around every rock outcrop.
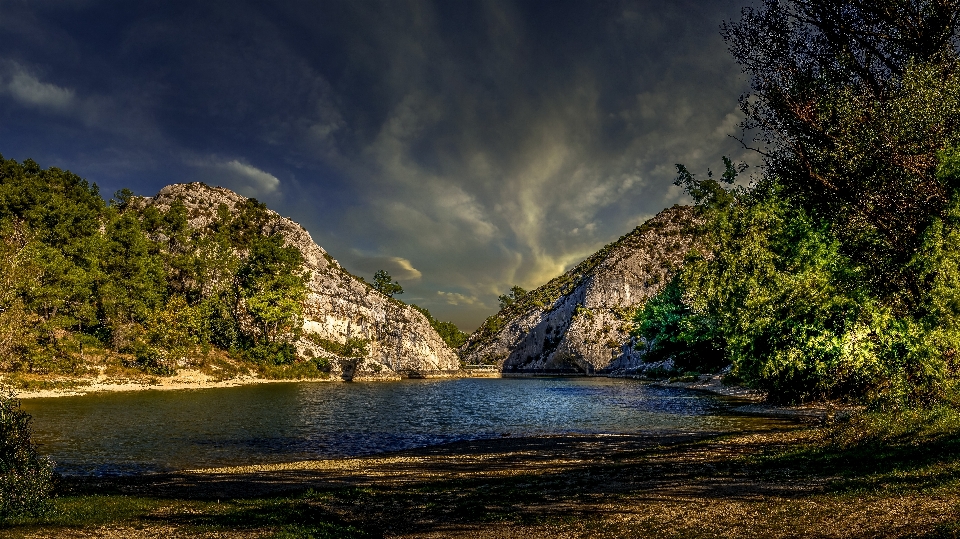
[459,206,700,374]
[146,183,460,380]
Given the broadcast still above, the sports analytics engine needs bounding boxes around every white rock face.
[459,206,699,374]
[146,183,460,380]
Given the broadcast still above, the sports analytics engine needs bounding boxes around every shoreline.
[5,369,862,420]
[4,369,330,399]
[646,373,865,419]
[35,420,956,539]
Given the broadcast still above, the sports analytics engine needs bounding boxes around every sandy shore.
[6,369,326,399]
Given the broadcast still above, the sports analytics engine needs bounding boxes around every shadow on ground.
[14,423,960,538]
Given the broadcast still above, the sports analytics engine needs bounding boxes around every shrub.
[244,342,298,365]
[0,392,55,521]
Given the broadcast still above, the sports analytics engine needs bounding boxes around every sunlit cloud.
[438,291,483,307]
[189,158,281,199]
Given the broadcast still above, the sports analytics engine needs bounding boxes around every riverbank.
[7,370,863,422]
[649,373,866,419]
[5,368,483,399]
[5,412,959,538]
[3,369,326,399]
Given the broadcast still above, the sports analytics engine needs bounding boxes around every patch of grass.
[196,351,249,381]
[753,405,960,493]
[1,493,371,538]
[303,334,368,358]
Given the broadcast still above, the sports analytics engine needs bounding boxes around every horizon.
[0,0,755,331]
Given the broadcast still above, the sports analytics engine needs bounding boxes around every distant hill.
[459,206,699,374]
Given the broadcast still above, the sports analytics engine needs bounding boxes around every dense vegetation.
[0,157,311,378]
[635,0,960,404]
[411,305,469,350]
[0,393,54,522]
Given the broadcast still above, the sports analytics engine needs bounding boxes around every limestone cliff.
[145,183,460,380]
[459,206,699,374]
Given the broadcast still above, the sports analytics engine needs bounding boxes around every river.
[21,377,780,476]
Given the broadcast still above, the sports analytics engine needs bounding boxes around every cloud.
[189,158,281,198]
[389,256,422,280]
[437,291,483,307]
[344,252,423,282]
[220,160,281,197]
[0,0,755,331]
[5,67,75,111]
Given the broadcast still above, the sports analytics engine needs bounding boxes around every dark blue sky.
[0,0,754,330]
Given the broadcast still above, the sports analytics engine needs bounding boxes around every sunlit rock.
[145,183,460,380]
[460,205,699,375]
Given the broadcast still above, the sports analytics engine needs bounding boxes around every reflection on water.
[21,377,778,476]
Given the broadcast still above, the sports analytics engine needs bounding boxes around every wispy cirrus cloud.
[2,64,76,111]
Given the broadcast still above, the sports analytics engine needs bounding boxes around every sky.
[0,0,756,331]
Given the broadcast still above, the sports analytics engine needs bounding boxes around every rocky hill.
[459,205,699,374]
[147,183,460,380]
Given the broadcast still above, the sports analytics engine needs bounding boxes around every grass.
[2,493,370,538]
[0,373,91,391]
[753,405,960,495]
[1,348,335,392]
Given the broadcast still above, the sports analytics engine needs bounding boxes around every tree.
[722,0,960,306]
[373,270,404,297]
[236,235,309,347]
[497,286,527,310]
[0,393,54,521]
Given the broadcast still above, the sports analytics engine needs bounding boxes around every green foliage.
[0,156,313,377]
[642,155,960,403]
[372,270,403,297]
[243,342,298,366]
[632,275,724,373]
[497,286,527,309]
[304,333,369,358]
[237,236,309,347]
[631,2,960,404]
[0,393,55,521]
[411,305,469,350]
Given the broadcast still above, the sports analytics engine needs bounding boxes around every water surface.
[21,377,779,476]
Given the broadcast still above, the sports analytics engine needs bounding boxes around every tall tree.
[723,0,960,307]
[236,235,309,346]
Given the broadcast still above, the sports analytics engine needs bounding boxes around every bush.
[0,392,55,521]
[244,342,298,365]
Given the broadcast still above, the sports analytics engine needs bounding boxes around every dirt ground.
[9,418,958,539]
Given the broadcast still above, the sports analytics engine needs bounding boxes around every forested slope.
[0,159,458,385]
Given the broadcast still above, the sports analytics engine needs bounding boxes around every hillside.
[0,157,458,386]
[146,183,460,380]
[459,205,700,373]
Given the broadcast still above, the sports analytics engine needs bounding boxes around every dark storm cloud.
[0,0,753,330]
